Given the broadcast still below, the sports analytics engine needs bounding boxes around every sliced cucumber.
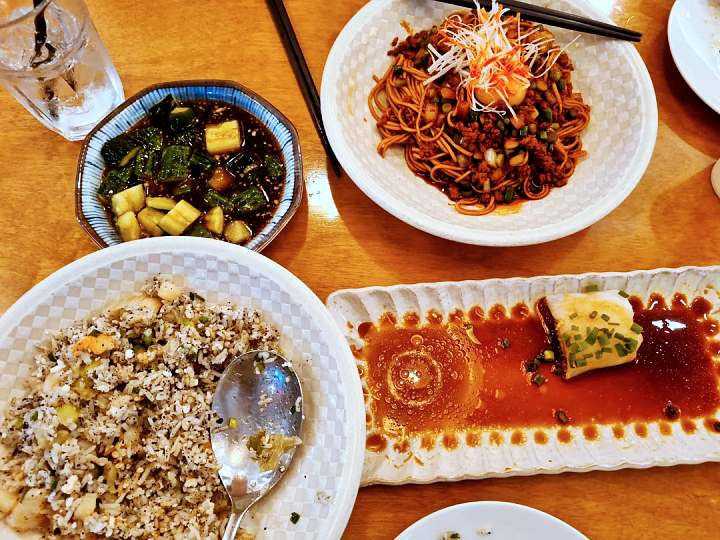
[224,220,251,244]
[204,206,224,234]
[205,120,242,155]
[117,212,142,241]
[146,196,177,211]
[158,200,201,235]
[137,207,165,237]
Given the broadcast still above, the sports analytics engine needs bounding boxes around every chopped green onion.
[393,65,403,76]
[574,334,582,341]
[583,283,599,293]
[531,373,546,386]
[597,333,610,346]
[595,351,603,359]
[582,353,593,360]
[569,312,578,319]
[619,290,629,298]
[608,322,620,326]
[501,338,511,349]
[585,328,598,345]
[630,323,643,334]
[557,79,566,92]
[615,343,629,357]
[543,350,555,361]
[624,338,639,353]
[576,341,589,352]
[601,314,610,322]
[504,187,515,203]
[542,108,553,121]
[569,343,580,354]
[550,122,560,130]
[539,130,548,141]
[614,332,628,342]
[519,126,528,137]
[601,346,613,353]
[575,358,588,367]
[571,324,579,331]
[589,310,598,318]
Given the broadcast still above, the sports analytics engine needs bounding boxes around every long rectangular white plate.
[327,267,720,486]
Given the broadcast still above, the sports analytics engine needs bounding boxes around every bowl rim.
[319,0,659,247]
[75,79,303,251]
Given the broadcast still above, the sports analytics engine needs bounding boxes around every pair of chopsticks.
[439,0,641,42]
[267,0,342,177]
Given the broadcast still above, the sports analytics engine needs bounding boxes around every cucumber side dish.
[97,95,285,244]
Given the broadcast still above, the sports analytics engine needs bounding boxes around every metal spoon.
[211,350,304,540]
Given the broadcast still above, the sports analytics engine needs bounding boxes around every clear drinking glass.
[0,0,124,140]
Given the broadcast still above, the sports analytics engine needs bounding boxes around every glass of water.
[0,0,124,140]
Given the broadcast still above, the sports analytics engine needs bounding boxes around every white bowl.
[321,0,657,246]
[0,237,364,540]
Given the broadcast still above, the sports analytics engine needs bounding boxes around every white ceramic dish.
[321,0,657,246]
[668,0,720,114]
[0,237,365,540]
[395,501,587,540]
[327,266,720,486]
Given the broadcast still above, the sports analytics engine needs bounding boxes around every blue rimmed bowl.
[76,80,303,251]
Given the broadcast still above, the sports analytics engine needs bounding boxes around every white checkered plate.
[320,0,657,246]
[0,237,365,539]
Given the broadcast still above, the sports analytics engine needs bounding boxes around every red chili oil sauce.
[359,296,720,450]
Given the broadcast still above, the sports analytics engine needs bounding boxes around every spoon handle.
[222,509,247,540]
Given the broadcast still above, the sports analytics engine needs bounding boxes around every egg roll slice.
[538,291,644,379]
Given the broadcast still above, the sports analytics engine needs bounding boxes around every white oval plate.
[668,0,720,114]
[0,237,365,540]
[396,501,587,540]
[321,0,657,246]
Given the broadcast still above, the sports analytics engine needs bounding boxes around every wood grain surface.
[0,1,719,538]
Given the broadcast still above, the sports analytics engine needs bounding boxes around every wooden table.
[1,0,719,538]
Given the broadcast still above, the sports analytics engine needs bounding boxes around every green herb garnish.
[615,343,629,357]
[531,373,546,386]
[583,284,600,293]
[618,290,629,298]
[589,310,598,319]
[601,314,610,322]
[630,323,643,334]
[500,338,511,349]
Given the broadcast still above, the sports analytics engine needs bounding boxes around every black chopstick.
[267,0,343,177]
[437,0,641,42]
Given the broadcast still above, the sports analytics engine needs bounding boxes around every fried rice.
[0,277,279,539]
